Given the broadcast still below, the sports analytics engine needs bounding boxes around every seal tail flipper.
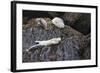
[26,44,40,52]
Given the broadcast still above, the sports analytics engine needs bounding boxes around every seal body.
[26,37,61,51]
[52,17,65,28]
[35,37,61,46]
[35,18,48,30]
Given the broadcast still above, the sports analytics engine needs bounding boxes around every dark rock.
[79,34,91,59]
[63,12,81,25]
[40,47,51,61]
[71,13,91,35]
[22,51,31,62]
[31,50,39,62]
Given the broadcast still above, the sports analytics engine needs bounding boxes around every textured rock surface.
[22,11,91,63]
[22,20,90,62]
